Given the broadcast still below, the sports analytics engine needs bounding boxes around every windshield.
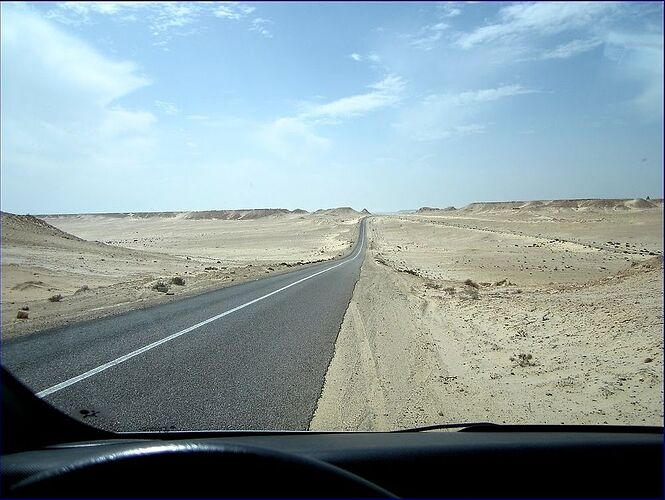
[1,1,663,433]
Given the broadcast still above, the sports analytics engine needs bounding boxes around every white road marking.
[36,224,366,398]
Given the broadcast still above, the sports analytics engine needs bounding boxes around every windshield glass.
[1,1,663,432]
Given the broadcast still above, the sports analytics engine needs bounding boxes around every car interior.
[2,367,662,498]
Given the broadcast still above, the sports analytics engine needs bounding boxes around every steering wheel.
[10,441,396,497]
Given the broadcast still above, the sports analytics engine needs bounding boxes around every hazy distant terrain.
[312,199,664,429]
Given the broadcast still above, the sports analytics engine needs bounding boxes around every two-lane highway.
[2,219,368,431]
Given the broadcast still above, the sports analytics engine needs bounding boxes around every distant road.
[3,219,367,432]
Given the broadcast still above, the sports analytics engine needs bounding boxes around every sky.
[1,1,663,214]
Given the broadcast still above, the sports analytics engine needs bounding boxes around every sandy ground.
[311,201,663,429]
[2,210,360,339]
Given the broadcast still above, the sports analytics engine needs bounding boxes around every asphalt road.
[2,219,367,432]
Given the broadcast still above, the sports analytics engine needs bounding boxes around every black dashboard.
[2,368,663,497]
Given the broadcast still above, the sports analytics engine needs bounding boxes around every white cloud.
[46,2,270,43]
[454,123,485,134]
[301,75,405,120]
[396,84,535,141]
[249,17,272,38]
[540,38,603,60]
[415,123,486,141]
[1,7,156,180]
[154,100,179,115]
[49,1,200,36]
[259,117,330,162]
[350,52,382,64]
[438,2,462,18]
[451,2,661,120]
[456,2,618,49]
[258,75,405,163]
[214,2,255,19]
[149,2,201,38]
[425,84,535,106]
[605,32,663,120]
[403,22,448,51]
[46,2,147,24]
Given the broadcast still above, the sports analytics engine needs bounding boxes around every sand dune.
[2,212,85,244]
[461,198,660,213]
[314,207,363,217]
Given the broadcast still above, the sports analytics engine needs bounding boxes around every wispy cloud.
[259,117,331,162]
[605,32,663,120]
[258,75,406,163]
[300,75,405,120]
[426,84,536,106]
[1,7,155,187]
[45,1,146,24]
[349,52,382,64]
[154,100,179,115]
[539,38,603,60]
[396,84,535,141]
[451,2,660,119]
[437,2,462,18]
[46,1,272,44]
[214,2,255,20]
[402,22,448,51]
[455,2,618,49]
[149,2,200,38]
[249,17,272,38]
[414,123,486,141]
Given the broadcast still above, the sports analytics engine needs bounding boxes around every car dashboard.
[2,368,663,497]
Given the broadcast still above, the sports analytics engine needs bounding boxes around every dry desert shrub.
[464,278,479,289]
[48,294,63,302]
[511,353,535,367]
[170,277,186,286]
[152,281,169,293]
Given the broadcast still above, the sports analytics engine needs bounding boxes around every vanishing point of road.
[2,219,368,432]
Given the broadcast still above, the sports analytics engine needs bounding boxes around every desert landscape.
[1,208,363,339]
[311,199,664,429]
[2,198,663,428]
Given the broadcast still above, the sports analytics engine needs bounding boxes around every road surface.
[2,219,367,432]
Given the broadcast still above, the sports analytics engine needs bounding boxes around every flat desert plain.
[1,208,361,339]
[312,199,664,429]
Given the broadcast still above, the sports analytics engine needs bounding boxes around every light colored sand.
[311,204,663,429]
[2,211,360,339]
[41,211,359,264]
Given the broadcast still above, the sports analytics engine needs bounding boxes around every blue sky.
[1,1,663,214]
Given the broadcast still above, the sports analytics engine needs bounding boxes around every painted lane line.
[36,225,365,398]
